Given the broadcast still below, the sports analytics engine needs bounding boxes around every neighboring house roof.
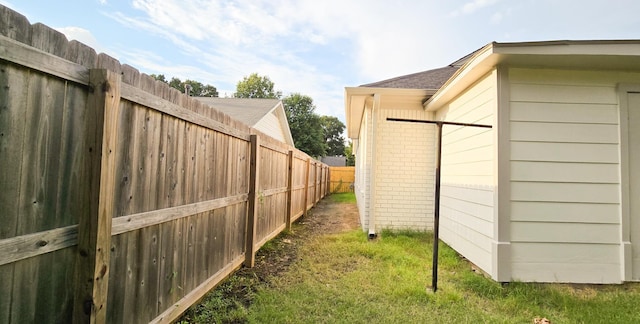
[321,156,346,167]
[196,98,280,125]
[194,97,295,146]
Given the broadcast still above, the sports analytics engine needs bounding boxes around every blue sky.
[3,0,640,122]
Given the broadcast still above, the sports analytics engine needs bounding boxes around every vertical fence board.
[10,71,65,323]
[245,135,259,267]
[0,61,28,323]
[65,40,97,68]
[303,158,310,215]
[106,233,127,323]
[114,100,134,217]
[0,6,31,43]
[0,62,27,240]
[144,108,162,211]
[123,232,140,320]
[18,71,65,234]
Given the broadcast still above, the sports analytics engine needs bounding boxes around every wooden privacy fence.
[0,6,329,324]
[329,167,355,193]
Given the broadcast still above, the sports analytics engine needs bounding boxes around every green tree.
[234,73,282,99]
[149,73,167,83]
[320,116,345,156]
[150,75,219,97]
[345,140,355,166]
[283,93,326,157]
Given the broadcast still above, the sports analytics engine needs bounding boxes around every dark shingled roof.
[359,48,479,90]
[359,66,458,90]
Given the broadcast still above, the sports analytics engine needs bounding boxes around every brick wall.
[373,108,436,230]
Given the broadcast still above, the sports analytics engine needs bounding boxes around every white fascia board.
[425,40,640,112]
[273,101,295,146]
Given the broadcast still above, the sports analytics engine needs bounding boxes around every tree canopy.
[233,73,348,158]
[320,116,346,156]
[150,74,218,97]
[282,93,326,157]
[344,140,355,166]
[234,73,282,99]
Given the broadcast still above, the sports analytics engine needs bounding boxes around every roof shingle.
[359,48,481,90]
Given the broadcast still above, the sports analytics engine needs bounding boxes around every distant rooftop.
[194,97,280,126]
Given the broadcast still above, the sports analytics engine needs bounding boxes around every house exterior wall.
[373,106,436,230]
[507,67,640,283]
[353,96,437,232]
[435,71,498,276]
[354,105,372,230]
[254,112,286,144]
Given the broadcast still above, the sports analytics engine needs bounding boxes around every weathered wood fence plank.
[72,69,120,323]
[245,135,259,268]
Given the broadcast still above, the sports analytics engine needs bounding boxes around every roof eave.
[345,87,434,139]
[423,43,496,111]
[424,40,640,111]
[274,101,295,146]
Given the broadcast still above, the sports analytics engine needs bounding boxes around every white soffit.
[345,87,432,139]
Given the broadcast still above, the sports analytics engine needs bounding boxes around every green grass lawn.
[247,230,640,323]
[181,198,640,323]
[328,192,357,203]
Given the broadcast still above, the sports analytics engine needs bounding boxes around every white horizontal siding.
[511,142,619,163]
[511,243,621,283]
[511,121,619,144]
[254,112,286,143]
[510,83,616,104]
[510,102,618,124]
[511,161,619,183]
[507,67,630,283]
[511,222,620,244]
[511,182,620,203]
[511,243,620,263]
[437,72,497,276]
[511,201,619,223]
[511,263,621,283]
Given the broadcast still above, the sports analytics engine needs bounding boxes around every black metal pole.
[386,117,492,293]
[432,122,443,292]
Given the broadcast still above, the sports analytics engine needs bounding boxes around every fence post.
[72,69,120,323]
[313,162,319,206]
[326,166,330,196]
[245,134,260,268]
[285,150,293,231]
[303,158,310,215]
[319,165,323,200]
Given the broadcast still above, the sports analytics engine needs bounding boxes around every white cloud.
[450,0,500,17]
[490,8,511,25]
[55,26,107,54]
[108,0,464,120]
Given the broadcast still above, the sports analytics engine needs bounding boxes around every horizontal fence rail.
[0,5,330,324]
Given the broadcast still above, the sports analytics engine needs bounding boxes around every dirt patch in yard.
[179,195,360,322]
[247,197,360,280]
